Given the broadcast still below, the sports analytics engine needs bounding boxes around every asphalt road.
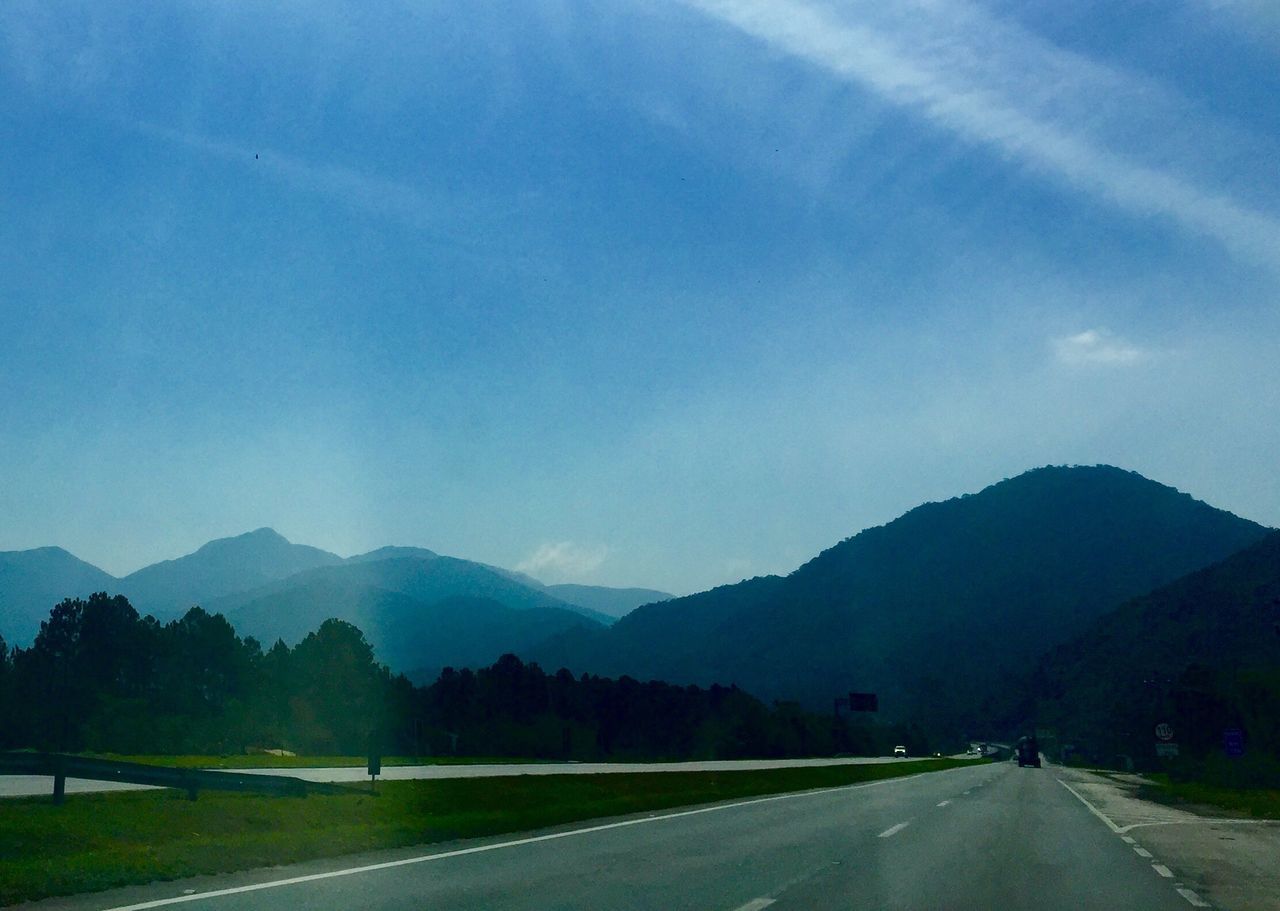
[0,756,925,799]
[28,759,1209,911]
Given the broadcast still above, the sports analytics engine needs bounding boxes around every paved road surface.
[0,756,924,799]
[23,760,1214,911]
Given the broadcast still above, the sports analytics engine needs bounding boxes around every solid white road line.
[101,770,964,911]
[730,899,776,911]
[1133,846,1153,859]
[1176,887,1211,907]
[1152,864,1175,878]
[877,822,910,838]
[1056,778,1122,833]
[1057,776,1269,834]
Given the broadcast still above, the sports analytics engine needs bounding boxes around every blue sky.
[2,0,1278,593]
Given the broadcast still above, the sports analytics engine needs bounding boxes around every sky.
[2,0,1278,594]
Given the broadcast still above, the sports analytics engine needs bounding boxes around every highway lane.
[0,755,925,799]
[27,760,1206,911]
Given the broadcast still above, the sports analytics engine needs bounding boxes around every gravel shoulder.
[1058,767,1280,911]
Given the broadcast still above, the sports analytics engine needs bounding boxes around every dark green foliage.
[0,596,917,760]
[532,466,1268,742]
[1024,531,1280,783]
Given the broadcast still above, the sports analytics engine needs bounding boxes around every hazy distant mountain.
[0,529,672,672]
[530,466,1270,738]
[217,573,600,679]
[119,528,343,620]
[346,546,439,564]
[214,555,613,627]
[1023,530,1280,758]
[545,584,672,619]
[0,548,119,644]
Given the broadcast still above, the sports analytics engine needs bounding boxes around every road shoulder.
[1057,767,1280,911]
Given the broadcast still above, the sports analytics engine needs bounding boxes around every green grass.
[1138,773,1280,820]
[0,758,972,905]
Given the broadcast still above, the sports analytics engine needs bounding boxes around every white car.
[893,745,907,757]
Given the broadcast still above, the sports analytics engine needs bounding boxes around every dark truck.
[1016,735,1042,768]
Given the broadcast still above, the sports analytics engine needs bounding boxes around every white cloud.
[680,0,1280,271]
[1053,329,1149,366]
[515,540,610,582]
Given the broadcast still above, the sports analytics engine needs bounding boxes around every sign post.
[1153,721,1178,758]
[368,730,382,793]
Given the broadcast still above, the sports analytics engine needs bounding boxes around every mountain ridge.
[528,465,1271,739]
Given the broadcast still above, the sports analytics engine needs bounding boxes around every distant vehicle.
[893,745,907,757]
[1016,736,1041,768]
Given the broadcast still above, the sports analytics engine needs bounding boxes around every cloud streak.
[516,540,610,582]
[1053,329,1150,367]
[682,0,1280,271]
[135,122,522,258]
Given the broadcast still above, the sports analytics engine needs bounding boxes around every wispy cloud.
[1053,329,1149,366]
[682,0,1280,271]
[135,122,517,257]
[516,540,610,581]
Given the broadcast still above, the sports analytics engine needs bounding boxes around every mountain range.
[528,466,1271,738]
[0,529,672,660]
[3,464,1273,747]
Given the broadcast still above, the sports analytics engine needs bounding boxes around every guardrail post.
[52,755,66,805]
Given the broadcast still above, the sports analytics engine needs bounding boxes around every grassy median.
[1138,773,1280,820]
[0,758,972,905]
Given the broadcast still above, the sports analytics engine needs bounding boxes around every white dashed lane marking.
[877,822,910,838]
[1176,887,1211,907]
[730,899,775,911]
[1059,779,1218,908]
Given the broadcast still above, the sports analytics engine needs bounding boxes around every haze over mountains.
[0,529,671,653]
[2,464,1273,746]
[529,466,1271,738]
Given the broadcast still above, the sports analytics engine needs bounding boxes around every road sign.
[848,692,878,712]
[1155,742,1179,758]
[1223,728,1245,758]
[1154,722,1174,742]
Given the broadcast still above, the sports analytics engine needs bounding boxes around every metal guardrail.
[0,752,359,804]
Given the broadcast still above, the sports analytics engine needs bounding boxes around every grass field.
[0,757,973,905]
[1139,773,1280,820]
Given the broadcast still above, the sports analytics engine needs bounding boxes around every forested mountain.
[1022,530,1280,774]
[546,584,672,618]
[530,466,1270,739]
[0,593,918,760]
[120,528,344,619]
[0,548,119,644]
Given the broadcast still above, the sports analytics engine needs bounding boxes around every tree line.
[0,593,928,759]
